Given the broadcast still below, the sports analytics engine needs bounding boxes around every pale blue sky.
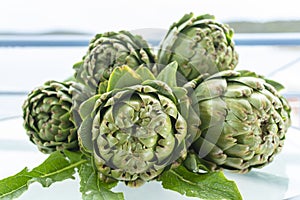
[1,0,300,33]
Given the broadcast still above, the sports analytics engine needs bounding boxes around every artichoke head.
[22,81,78,154]
[74,30,156,94]
[157,13,239,85]
[187,70,291,173]
[72,31,156,128]
[78,62,200,186]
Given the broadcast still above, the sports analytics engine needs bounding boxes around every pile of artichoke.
[23,13,291,188]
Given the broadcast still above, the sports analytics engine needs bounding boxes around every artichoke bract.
[74,30,156,94]
[22,81,78,154]
[78,62,200,186]
[157,13,239,85]
[70,82,94,127]
[186,70,291,173]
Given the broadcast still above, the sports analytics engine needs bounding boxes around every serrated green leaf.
[79,163,124,200]
[64,150,84,163]
[31,151,85,187]
[0,168,31,200]
[158,166,242,200]
[0,151,87,200]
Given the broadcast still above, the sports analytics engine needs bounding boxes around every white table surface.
[0,117,299,200]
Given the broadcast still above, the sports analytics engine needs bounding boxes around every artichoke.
[185,70,291,173]
[157,13,239,85]
[72,31,156,127]
[74,30,156,94]
[22,80,78,154]
[78,62,200,186]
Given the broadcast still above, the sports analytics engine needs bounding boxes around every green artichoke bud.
[74,30,156,94]
[22,81,78,154]
[187,70,291,173]
[157,13,239,85]
[78,62,200,186]
[72,31,156,127]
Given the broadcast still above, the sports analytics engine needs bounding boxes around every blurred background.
[0,0,300,199]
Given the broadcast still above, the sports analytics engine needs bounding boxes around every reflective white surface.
[0,118,300,200]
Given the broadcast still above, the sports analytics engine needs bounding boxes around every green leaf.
[158,166,242,200]
[79,163,124,200]
[0,151,86,200]
[31,151,85,187]
[157,61,178,88]
[107,66,142,92]
[0,168,32,200]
